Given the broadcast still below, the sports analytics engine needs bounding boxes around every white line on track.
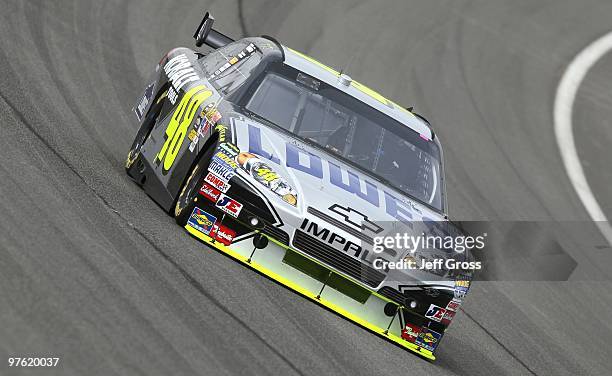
[554,31,612,246]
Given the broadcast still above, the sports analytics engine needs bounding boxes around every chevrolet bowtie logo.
[328,204,384,234]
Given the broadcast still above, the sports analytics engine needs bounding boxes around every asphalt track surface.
[1,1,612,375]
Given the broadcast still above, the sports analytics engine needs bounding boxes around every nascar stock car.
[125,12,473,360]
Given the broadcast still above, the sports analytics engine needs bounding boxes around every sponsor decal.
[208,159,235,181]
[134,83,154,121]
[209,43,258,79]
[164,53,200,91]
[454,278,471,299]
[401,323,422,343]
[424,304,446,322]
[446,299,461,312]
[214,151,238,169]
[199,121,211,137]
[199,183,221,202]
[188,140,198,152]
[440,310,456,326]
[195,103,221,135]
[299,218,373,261]
[211,223,236,246]
[195,108,206,128]
[189,105,219,153]
[216,194,243,218]
[187,207,216,235]
[188,127,199,152]
[237,152,297,206]
[255,167,280,182]
[415,328,442,352]
[204,105,222,124]
[219,142,240,157]
[188,129,198,142]
[167,85,178,104]
[156,85,212,172]
[246,123,435,224]
[328,204,383,234]
[216,124,229,143]
[204,172,230,192]
[210,112,222,123]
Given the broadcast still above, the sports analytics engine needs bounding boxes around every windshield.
[243,63,444,210]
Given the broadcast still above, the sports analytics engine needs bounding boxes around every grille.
[261,224,290,246]
[378,286,407,305]
[307,207,397,258]
[292,230,386,288]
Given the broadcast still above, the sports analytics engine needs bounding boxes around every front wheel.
[175,140,218,225]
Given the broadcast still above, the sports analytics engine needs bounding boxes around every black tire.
[175,140,218,226]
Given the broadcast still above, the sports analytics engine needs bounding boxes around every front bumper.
[184,219,440,360]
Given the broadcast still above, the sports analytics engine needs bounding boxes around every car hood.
[227,114,472,285]
[229,115,445,226]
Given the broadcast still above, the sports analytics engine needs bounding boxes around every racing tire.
[174,140,218,226]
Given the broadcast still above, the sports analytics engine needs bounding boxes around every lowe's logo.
[247,124,417,224]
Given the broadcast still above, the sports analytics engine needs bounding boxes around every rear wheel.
[175,140,218,226]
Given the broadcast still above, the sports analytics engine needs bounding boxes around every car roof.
[280,45,433,140]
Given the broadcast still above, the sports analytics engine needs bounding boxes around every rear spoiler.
[194,12,235,49]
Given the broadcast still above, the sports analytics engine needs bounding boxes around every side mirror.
[194,12,215,47]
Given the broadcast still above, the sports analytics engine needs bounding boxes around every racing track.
[1,1,612,375]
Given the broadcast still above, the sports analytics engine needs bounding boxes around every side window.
[199,41,262,95]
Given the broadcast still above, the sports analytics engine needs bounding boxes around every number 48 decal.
[156,85,212,172]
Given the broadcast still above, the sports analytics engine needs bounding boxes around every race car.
[125,12,473,360]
